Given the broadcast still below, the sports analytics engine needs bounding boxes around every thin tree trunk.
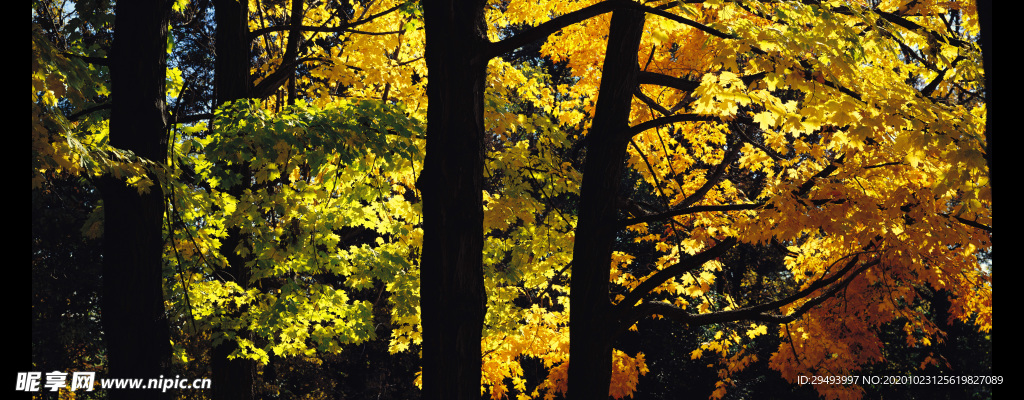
[418,0,489,398]
[210,1,256,399]
[213,0,251,104]
[568,9,646,399]
[99,1,172,398]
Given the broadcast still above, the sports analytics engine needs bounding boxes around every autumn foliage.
[32,0,991,399]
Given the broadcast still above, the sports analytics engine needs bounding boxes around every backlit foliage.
[32,0,989,399]
[166,99,424,364]
[483,0,989,398]
[246,0,427,108]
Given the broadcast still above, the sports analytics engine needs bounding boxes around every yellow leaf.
[651,29,669,45]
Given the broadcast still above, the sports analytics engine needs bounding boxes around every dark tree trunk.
[418,0,490,398]
[211,1,256,399]
[567,9,646,400]
[99,1,172,398]
[213,0,251,104]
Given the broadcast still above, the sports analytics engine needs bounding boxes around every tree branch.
[615,237,738,314]
[485,0,625,59]
[68,103,113,121]
[636,2,735,39]
[874,9,968,47]
[172,113,214,125]
[637,70,762,92]
[486,0,731,59]
[619,202,766,227]
[61,53,109,66]
[676,137,742,209]
[634,87,673,117]
[624,254,878,329]
[793,154,845,198]
[940,213,993,232]
[637,70,699,93]
[247,1,409,39]
[620,113,721,140]
[251,57,326,99]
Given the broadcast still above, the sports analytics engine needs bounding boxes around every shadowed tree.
[95,0,173,398]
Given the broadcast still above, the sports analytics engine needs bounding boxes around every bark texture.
[100,1,173,398]
[210,1,257,399]
[567,9,646,400]
[418,0,490,398]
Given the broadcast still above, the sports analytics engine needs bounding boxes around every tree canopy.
[32,0,993,399]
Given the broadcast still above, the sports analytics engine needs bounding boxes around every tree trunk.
[567,9,646,399]
[99,1,172,398]
[418,0,490,398]
[210,1,257,399]
[213,0,251,104]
